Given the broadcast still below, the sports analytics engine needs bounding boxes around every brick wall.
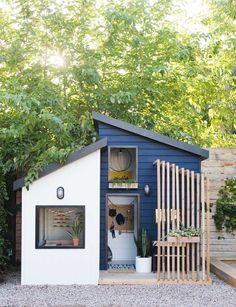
[15,190,22,263]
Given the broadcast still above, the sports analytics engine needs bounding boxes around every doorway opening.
[106,194,139,271]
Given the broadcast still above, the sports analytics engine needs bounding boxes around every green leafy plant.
[214,178,236,233]
[134,228,151,258]
[66,217,81,239]
[110,178,136,184]
[0,238,8,272]
[168,227,201,238]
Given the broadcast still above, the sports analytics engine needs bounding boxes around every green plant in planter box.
[110,178,136,184]
[168,227,201,238]
[134,228,151,257]
[214,178,236,233]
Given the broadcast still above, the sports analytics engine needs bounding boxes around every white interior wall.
[107,196,138,262]
[21,150,100,285]
[39,207,83,243]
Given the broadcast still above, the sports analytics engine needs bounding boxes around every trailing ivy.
[214,178,236,233]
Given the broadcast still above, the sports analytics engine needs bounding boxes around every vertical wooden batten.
[166,162,170,280]
[176,166,180,280]
[191,171,195,280]
[206,177,210,280]
[186,169,190,279]
[201,174,205,281]
[181,168,185,280]
[161,161,165,279]
[157,160,161,280]
[196,173,200,279]
[172,164,176,280]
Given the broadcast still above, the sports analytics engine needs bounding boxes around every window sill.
[36,244,85,249]
[108,183,138,189]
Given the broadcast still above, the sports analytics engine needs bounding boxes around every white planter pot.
[135,256,152,273]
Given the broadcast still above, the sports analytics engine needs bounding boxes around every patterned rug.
[108,263,135,271]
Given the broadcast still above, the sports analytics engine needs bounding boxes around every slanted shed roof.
[13,137,107,191]
[92,112,209,160]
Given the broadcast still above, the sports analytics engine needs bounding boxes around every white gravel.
[0,271,235,307]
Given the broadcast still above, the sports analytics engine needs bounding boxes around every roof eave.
[92,112,209,159]
[13,137,107,191]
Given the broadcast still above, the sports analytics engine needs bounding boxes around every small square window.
[108,147,138,189]
[36,206,85,249]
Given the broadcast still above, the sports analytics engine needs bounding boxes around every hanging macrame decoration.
[110,148,132,172]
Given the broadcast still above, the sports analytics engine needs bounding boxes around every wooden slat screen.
[154,160,211,284]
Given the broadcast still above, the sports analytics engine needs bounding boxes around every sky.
[168,0,210,33]
[0,0,211,67]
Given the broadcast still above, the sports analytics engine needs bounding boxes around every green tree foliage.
[0,0,236,265]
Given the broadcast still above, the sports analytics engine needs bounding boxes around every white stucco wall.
[21,150,100,285]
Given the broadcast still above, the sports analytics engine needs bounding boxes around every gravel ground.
[0,271,235,307]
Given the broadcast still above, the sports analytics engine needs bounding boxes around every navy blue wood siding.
[98,123,201,270]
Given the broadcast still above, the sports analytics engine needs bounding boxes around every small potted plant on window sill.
[67,217,81,246]
[109,178,138,189]
[167,227,201,244]
[134,228,152,273]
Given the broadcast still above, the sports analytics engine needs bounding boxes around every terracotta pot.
[72,238,80,246]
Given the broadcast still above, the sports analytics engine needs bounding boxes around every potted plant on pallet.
[167,227,201,244]
[134,228,152,273]
[67,217,81,246]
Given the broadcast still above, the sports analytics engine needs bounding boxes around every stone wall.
[202,148,236,259]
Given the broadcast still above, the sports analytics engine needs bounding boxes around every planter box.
[135,256,152,273]
[109,183,138,189]
[167,236,200,244]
